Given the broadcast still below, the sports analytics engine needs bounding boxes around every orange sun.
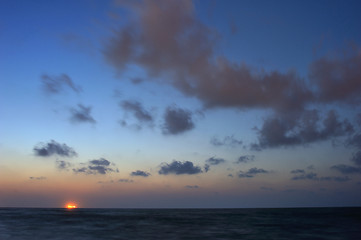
[66,203,78,209]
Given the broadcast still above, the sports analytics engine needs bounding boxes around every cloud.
[330,164,361,174]
[118,178,134,183]
[29,176,46,180]
[291,168,352,181]
[73,158,118,175]
[185,185,199,189]
[235,155,255,164]
[210,135,242,147]
[56,160,71,170]
[290,169,306,174]
[346,133,361,149]
[291,172,318,180]
[33,140,77,157]
[121,100,153,122]
[158,160,202,175]
[70,104,96,124]
[41,74,82,94]
[120,100,153,129]
[130,170,151,177]
[206,157,225,165]
[309,50,361,105]
[238,167,269,178]
[251,110,354,150]
[162,106,194,135]
[351,151,361,166]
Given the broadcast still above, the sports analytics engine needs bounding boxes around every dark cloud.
[236,155,255,164]
[33,140,77,157]
[204,164,210,172]
[70,104,96,124]
[206,157,225,165]
[41,74,82,94]
[330,164,361,174]
[351,151,361,166]
[238,167,269,178]
[104,0,313,112]
[120,100,153,125]
[29,176,46,180]
[185,185,199,189]
[162,106,194,135]
[252,110,354,150]
[73,158,118,175]
[210,135,242,147]
[130,170,151,177]
[346,133,361,149]
[56,160,71,170]
[158,160,202,175]
[291,168,352,182]
[290,169,306,174]
[118,178,134,183]
[291,172,318,180]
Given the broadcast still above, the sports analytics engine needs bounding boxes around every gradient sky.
[1,0,361,208]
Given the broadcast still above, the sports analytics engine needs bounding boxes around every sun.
[66,203,78,209]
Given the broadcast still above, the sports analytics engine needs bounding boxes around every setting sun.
[66,203,77,209]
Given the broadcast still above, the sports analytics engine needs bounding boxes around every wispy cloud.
[29,176,47,180]
[41,74,82,94]
[210,135,242,147]
[70,104,96,124]
[235,155,255,164]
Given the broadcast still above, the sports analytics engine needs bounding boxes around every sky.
[1,0,361,208]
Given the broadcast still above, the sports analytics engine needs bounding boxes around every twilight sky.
[1,0,361,208]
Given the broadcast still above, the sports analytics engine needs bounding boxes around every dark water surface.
[0,207,360,239]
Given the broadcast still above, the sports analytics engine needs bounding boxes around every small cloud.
[238,167,269,178]
[120,100,153,129]
[56,160,71,170]
[185,185,199,189]
[130,77,143,84]
[290,169,305,174]
[206,157,226,165]
[162,106,194,135]
[235,155,255,164]
[159,160,202,175]
[228,174,234,177]
[118,178,134,183]
[291,172,318,180]
[29,176,46,180]
[210,135,242,147]
[204,164,210,173]
[130,170,151,177]
[33,140,77,157]
[41,74,82,94]
[70,104,96,124]
[73,158,118,175]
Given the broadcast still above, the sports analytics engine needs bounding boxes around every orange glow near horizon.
[66,203,77,209]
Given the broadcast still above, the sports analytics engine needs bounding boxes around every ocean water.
[0,207,360,239]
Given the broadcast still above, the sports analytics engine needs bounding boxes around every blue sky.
[1,0,361,208]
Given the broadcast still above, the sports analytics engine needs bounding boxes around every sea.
[0,207,360,239]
